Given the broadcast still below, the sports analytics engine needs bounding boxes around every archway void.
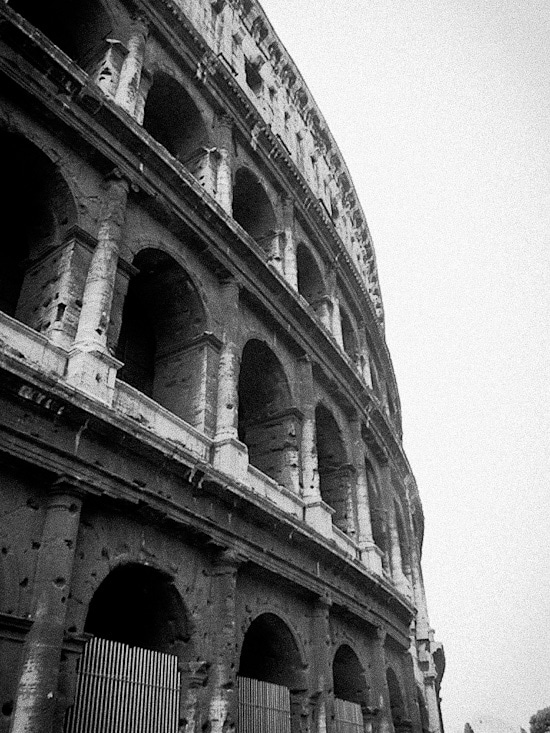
[296,243,325,309]
[340,307,358,362]
[232,168,277,253]
[116,249,206,424]
[315,404,352,533]
[85,563,189,654]
[365,460,387,560]
[143,73,210,169]
[10,0,112,70]
[386,668,406,727]
[333,645,368,733]
[238,340,294,486]
[394,502,410,576]
[333,645,368,705]
[0,132,76,326]
[238,613,305,689]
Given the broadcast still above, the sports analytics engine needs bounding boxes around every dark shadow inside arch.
[394,501,410,576]
[333,644,368,706]
[315,404,353,534]
[238,613,305,689]
[10,0,112,69]
[0,132,76,326]
[340,306,358,362]
[143,73,210,169]
[85,563,189,655]
[296,243,325,309]
[386,667,407,726]
[238,340,296,487]
[365,459,388,563]
[116,248,207,425]
[232,168,277,253]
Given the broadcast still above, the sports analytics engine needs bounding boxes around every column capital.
[49,475,87,502]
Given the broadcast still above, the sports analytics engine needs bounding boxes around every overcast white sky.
[259,0,550,729]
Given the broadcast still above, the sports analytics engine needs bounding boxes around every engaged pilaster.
[114,16,149,117]
[66,174,128,404]
[212,277,248,481]
[10,478,84,733]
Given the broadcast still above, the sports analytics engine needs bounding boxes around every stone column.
[388,505,410,596]
[214,114,233,214]
[310,596,333,733]
[349,418,382,574]
[134,68,153,125]
[91,39,128,98]
[282,196,298,289]
[312,296,333,332]
[205,549,242,733]
[297,357,333,535]
[370,629,393,733]
[114,16,149,117]
[67,175,128,403]
[331,296,344,348]
[212,277,248,481]
[10,478,84,733]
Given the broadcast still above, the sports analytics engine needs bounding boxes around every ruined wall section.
[171,0,385,324]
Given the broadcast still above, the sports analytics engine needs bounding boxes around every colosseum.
[0,1,445,732]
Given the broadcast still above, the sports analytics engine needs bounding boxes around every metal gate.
[238,676,291,733]
[64,637,181,733]
[334,698,364,733]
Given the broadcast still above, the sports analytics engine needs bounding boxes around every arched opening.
[238,613,306,733]
[417,686,430,733]
[143,73,210,174]
[333,645,368,733]
[10,0,112,71]
[296,243,325,311]
[0,132,77,330]
[85,564,189,654]
[66,564,189,733]
[386,668,407,730]
[340,307,358,362]
[365,460,388,565]
[315,404,354,535]
[238,340,298,489]
[394,502,410,577]
[232,168,277,256]
[116,249,207,425]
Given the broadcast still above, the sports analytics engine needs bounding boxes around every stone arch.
[0,131,78,331]
[394,500,410,576]
[333,644,368,706]
[340,305,358,362]
[115,248,208,427]
[143,71,211,174]
[365,459,388,566]
[84,562,191,657]
[296,241,326,311]
[10,0,114,71]
[386,666,407,728]
[238,611,306,688]
[238,612,307,733]
[232,167,278,256]
[417,685,430,733]
[315,403,355,535]
[238,339,299,490]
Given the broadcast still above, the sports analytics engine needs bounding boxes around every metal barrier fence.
[334,698,364,733]
[64,637,180,733]
[238,676,291,733]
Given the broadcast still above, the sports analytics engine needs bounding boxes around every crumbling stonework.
[0,1,444,732]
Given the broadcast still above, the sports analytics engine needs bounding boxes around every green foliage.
[530,707,550,733]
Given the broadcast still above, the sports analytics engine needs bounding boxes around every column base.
[212,436,249,483]
[360,542,384,576]
[66,347,122,406]
[304,499,334,536]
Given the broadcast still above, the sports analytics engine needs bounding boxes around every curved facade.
[0,1,444,732]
